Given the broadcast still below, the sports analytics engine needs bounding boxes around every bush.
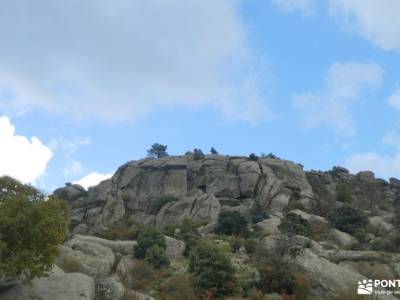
[336,181,353,203]
[145,245,169,268]
[130,261,157,290]
[147,143,168,158]
[158,275,197,300]
[95,225,141,241]
[328,206,368,235]
[250,201,269,224]
[0,177,68,280]
[255,244,311,299]
[215,211,249,236]
[134,227,166,259]
[249,153,258,161]
[189,240,236,297]
[150,196,178,214]
[278,213,312,237]
[193,149,205,160]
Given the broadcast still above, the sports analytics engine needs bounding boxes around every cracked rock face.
[54,155,399,235]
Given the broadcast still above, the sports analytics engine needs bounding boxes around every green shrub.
[249,201,269,224]
[0,176,68,280]
[336,181,353,203]
[278,213,312,237]
[189,240,236,297]
[328,206,368,235]
[145,245,169,268]
[134,227,166,259]
[95,225,141,241]
[215,211,249,236]
[150,196,178,214]
[255,244,311,299]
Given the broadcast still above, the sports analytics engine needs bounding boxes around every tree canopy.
[0,176,68,281]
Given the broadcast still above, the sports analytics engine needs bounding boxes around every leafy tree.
[248,153,258,161]
[193,149,205,160]
[134,227,166,259]
[278,213,312,237]
[336,181,352,203]
[210,147,219,155]
[147,143,169,158]
[145,245,169,268]
[189,240,236,297]
[0,176,68,280]
[328,205,368,235]
[215,211,249,236]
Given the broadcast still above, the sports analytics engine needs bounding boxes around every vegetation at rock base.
[249,200,269,224]
[0,176,68,280]
[147,143,169,158]
[144,245,169,268]
[278,213,312,237]
[336,181,353,203]
[134,227,169,268]
[215,211,249,236]
[328,205,368,235]
[189,240,236,298]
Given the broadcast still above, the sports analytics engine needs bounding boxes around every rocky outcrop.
[55,155,323,234]
[1,272,95,300]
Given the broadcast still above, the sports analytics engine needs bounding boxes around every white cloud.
[292,62,383,136]
[388,87,400,110]
[73,172,114,190]
[63,160,84,176]
[272,0,317,15]
[345,152,400,179]
[329,0,400,50]
[0,0,269,124]
[346,131,400,179]
[0,116,53,183]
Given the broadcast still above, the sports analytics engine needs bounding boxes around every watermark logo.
[357,279,400,296]
[358,279,373,295]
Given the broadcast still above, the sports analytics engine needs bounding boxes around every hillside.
[3,154,400,299]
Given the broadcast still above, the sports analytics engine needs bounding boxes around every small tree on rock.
[210,147,219,155]
[147,143,169,158]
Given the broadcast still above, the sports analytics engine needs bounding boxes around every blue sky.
[1,0,400,191]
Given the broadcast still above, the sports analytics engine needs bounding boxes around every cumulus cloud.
[345,152,400,179]
[0,0,269,124]
[292,62,383,136]
[73,172,114,190]
[0,116,53,183]
[329,0,400,50]
[388,87,400,110]
[272,0,317,15]
[346,131,400,179]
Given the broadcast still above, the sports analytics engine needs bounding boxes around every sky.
[1,0,400,192]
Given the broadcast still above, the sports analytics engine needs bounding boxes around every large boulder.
[96,277,126,300]
[292,249,365,298]
[164,235,186,260]
[155,193,221,227]
[55,240,115,278]
[0,272,95,300]
[69,234,137,256]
